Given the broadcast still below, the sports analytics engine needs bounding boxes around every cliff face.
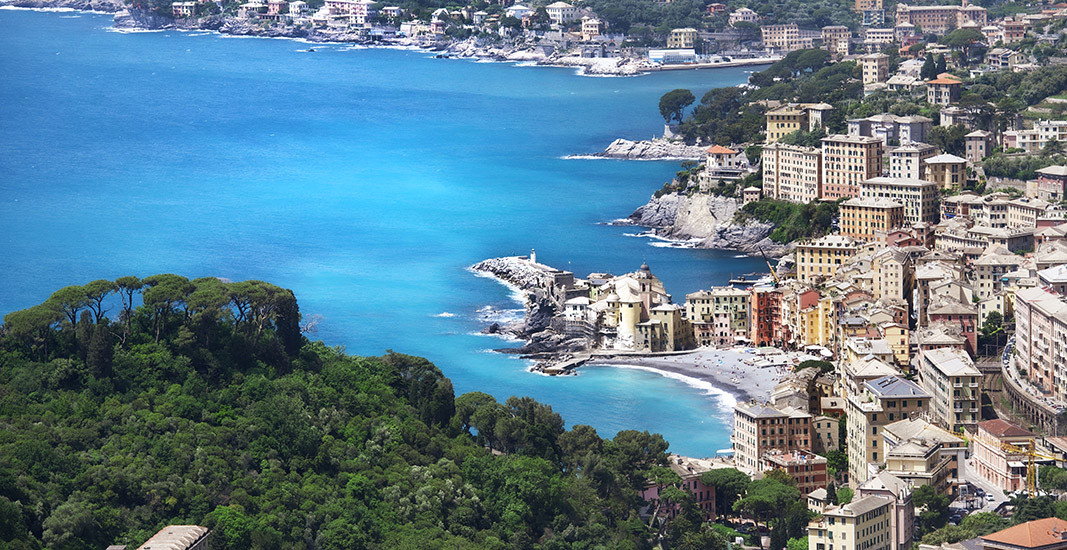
[629,193,793,257]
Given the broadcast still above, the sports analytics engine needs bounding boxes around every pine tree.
[921,55,937,80]
[935,54,947,75]
[827,481,839,505]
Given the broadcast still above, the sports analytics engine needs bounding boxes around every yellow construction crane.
[758,246,780,286]
[999,440,1060,497]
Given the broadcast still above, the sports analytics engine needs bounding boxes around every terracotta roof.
[979,418,1035,439]
[706,145,738,155]
[928,77,963,84]
[982,518,1067,549]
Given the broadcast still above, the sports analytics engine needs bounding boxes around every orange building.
[840,197,906,242]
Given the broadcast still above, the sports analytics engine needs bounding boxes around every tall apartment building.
[796,235,859,284]
[889,143,937,180]
[733,401,813,473]
[849,115,932,146]
[895,3,987,34]
[808,495,893,550]
[861,53,889,85]
[920,347,982,432]
[972,418,1036,493]
[761,24,818,52]
[860,177,940,225]
[1014,287,1067,399]
[840,197,905,242]
[823,25,851,56]
[927,76,962,106]
[846,375,931,486]
[965,130,994,162]
[762,142,823,202]
[822,135,884,200]
[762,450,829,495]
[685,287,750,347]
[751,286,786,347]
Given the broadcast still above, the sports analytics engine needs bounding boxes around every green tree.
[913,484,950,535]
[836,487,853,504]
[660,89,696,125]
[700,468,750,517]
[921,55,937,80]
[83,279,117,323]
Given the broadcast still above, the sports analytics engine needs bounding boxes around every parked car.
[986,494,995,501]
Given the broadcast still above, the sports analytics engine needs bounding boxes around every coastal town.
[468,0,1067,546]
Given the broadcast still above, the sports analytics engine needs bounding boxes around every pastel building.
[796,235,859,284]
[840,197,905,242]
[807,495,893,550]
[733,401,813,473]
[972,418,1036,493]
[822,135,884,200]
[920,347,982,431]
[846,376,931,486]
[762,142,823,203]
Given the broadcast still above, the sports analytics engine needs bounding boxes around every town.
[465,0,1067,547]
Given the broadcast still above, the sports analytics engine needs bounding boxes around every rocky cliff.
[470,257,591,355]
[591,138,708,160]
[628,193,793,257]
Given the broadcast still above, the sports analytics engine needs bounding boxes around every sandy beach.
[587,348,806,403]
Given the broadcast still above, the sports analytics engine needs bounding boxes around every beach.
[587,347,805,403]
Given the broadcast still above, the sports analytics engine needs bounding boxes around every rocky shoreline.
[626,192,793,258]
[572,138,709,160]
[470,257,592,360]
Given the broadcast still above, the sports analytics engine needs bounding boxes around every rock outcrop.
[470,257,591,355]
[629,193,793,257]
[592,138,708,160]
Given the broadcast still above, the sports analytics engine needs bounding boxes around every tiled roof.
[982,518,1067,549]
[978,418,1035,439]
[706,145,738,155]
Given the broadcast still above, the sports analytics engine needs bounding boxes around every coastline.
[2,0,774,77]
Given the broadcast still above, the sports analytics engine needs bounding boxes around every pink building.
[641,456,719,520]
[972,419,1035,493]
[927,301,978,357]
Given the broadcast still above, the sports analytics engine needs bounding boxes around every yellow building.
[799,295,836,348]
[765,103,833,143]
[846,375,931,486]
[581,17,601,40]
[861,53,889,85]
[896,3,987,34]
[667,27,698,49]
[808,495,892,550]
[796,235,859,284]
[821,135,884,200]
[636,304,695,352]
[859,177,940,225]
[924,153,967,191]
[840,197,905,242]
[685,287,750,347]
[762,142,823,202]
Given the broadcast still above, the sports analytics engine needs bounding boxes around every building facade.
[822,135,884,200]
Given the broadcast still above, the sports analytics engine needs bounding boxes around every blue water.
[0,9,769,456]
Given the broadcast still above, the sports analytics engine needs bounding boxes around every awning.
[1008,461,1026,468]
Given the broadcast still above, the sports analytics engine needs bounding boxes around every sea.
[0,8,771,457]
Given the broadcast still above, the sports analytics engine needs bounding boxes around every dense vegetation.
[0,277,718,549]
[733,199,840,244]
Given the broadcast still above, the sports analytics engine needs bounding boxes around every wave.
[468,267,528,306]
[107,27,166,33]
[432,312,455,318]
[595,363,737,413]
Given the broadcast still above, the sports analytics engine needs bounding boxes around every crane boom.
[758,246,780,285]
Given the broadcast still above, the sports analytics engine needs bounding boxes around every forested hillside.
[0,277,715,549]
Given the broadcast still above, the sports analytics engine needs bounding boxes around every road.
[954,456,1010,513]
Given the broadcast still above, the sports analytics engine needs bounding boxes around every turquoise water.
[0,9,769,456]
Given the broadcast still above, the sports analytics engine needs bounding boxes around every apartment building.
[1004,120,1067,154]
[822,135,884,200]
[823,25,851,56]
[861,53,890,84]
[882,416,965,493]
[796,235,859,284]
[808,495,892,550]
[849,115,932,146]
[840,198,905,242]
[860,177,940,225]
[1014,287,1067,399]
[762,142,823,202]
[761,24,817,52]
[927,76,962,105]
[733,401,813,473]
[667,27,698,49]
[762,450,829,495]
[965,130,994,162]
[920,348,982,431]
[856,473,913,550]
[766,103,833,143]
[924,154,967,190]
[895,3,987,34]
[685,287,750,347]
[972,418,1036,493]
[847,376,931,486]
[889,143,937,180]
